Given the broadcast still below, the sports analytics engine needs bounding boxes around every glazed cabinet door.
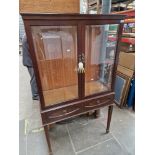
[84,24,119,97]
[31,26,79,107]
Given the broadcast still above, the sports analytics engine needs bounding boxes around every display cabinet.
[21,13,125,154]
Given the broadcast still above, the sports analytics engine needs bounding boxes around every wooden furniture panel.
[41,102,82,125]
[42,93,114,125]
[21,13,125,154]
[20,0,80,13]
[83,93,114,111]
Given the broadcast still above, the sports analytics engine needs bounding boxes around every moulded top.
[21,13,126,21]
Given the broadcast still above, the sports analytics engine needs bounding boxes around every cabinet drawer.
[42,103,82,125]
[83,94,114,111]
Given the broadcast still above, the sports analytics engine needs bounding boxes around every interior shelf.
[43,81,109,106]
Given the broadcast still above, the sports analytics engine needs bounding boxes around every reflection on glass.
[31,26,78,106]
[85,24,118,96]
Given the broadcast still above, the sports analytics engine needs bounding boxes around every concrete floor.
[19,56,135,155]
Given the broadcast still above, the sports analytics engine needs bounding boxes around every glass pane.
[31,26,78,106]
[85,24,118,96]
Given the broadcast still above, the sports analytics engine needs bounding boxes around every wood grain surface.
[19,0,80,13]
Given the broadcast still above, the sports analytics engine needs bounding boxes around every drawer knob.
[63,110,67,113]
[97,100,100,104]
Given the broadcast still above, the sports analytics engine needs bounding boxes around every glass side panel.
[85,24,118,96]
[31,26,78,106]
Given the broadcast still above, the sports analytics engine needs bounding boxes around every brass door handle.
[78,53,85,73]
[78,62,85,73]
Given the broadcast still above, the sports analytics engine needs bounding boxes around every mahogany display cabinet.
[21,13,125,154]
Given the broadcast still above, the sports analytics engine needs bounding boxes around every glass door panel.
[31,26,78,106]
[85,24,118,96]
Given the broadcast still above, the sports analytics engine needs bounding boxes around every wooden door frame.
[80,21,124,99]
[23,19,82,110]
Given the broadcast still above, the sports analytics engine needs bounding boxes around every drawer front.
[41,93,114,125]
[42,103,82,125]
[83,94,114,111]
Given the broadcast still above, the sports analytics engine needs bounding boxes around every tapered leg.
[44,125,53,155]
[106,105,113,133]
